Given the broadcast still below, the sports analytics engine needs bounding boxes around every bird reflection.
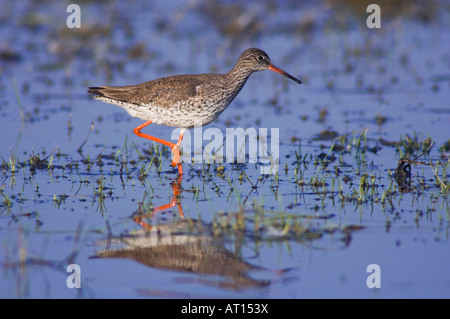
[93,176,272,290]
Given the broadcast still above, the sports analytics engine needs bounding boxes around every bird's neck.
[225,64,253,93]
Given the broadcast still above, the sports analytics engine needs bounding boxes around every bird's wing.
[88,74,211,108]
[133,75,205,107]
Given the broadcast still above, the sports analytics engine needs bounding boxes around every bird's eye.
[256,55,265,62]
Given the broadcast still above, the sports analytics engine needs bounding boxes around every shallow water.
[0,0,449,299]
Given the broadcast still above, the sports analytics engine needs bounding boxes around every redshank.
[88,48,301,175]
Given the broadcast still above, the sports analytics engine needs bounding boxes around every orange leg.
[133,121,186,175]
[133,177,184,230]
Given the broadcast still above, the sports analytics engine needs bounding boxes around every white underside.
[94,96,228,129]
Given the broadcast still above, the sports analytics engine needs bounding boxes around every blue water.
[0,1,449,298]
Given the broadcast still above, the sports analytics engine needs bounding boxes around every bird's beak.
[269,64,302,84]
